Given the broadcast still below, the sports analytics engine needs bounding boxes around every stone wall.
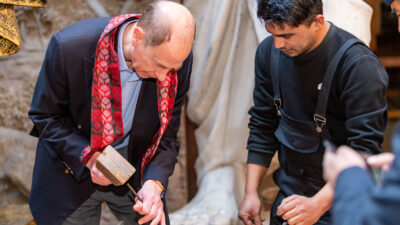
[0,0,187,224]
[0,0,160,131]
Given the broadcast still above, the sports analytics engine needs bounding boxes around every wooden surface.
[364,0,382,52]
[96,146,136,186]
[0,204,33,225]
[185,97,199,201]
[380,56,400,68]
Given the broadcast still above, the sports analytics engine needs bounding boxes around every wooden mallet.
[95,145,142,202]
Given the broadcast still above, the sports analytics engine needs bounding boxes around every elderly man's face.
[392,0,400,33]
[130,40,186,82]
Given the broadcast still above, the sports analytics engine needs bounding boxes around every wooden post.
[185,96,199,201]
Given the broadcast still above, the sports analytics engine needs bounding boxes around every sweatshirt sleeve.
[247,39,280,167]
[338,48,388,154]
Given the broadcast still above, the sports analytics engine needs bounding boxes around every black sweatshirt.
[247,24,388,167]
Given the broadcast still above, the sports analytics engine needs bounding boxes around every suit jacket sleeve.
[142,52,193,190]
[333,154,400,225]
[333,125,400,225]
[29,34,89,182]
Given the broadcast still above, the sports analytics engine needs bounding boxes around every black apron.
[268,39,363,225]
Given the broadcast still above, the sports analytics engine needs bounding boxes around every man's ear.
[312,14,325,31]
[132,26,146,47]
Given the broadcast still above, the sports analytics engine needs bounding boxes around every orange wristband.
[153,180,165,191]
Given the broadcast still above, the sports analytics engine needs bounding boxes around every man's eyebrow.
[154,60,169,69]
[265,27,295,38]
[155,60,183,70]
[275,33,294,37]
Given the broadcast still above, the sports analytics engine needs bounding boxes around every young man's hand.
[277,194,323,225]
[238,192,264,225]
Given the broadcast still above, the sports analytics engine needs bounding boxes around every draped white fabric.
[170,1,257,223]
[323,0,372,45]
[170,0,372,224]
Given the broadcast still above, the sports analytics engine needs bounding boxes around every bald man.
[28,1,195,225]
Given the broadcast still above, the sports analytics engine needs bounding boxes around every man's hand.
[323,145,366,185]
[134,180,165,225]
[277,194,322,225]
[86,151,112,186]
[367,152,395,172]
[238,193,264,225]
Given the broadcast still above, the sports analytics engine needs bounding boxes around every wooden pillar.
[184,96,199,201]
[365,0,382,52]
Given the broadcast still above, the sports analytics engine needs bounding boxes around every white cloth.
[323,0,372,46]
[171,1,257,223]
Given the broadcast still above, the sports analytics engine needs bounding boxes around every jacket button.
[65,169,69,174]
[77,124,82,130]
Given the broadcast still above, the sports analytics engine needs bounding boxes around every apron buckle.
[274,99,282,116]
[313,114,326,133]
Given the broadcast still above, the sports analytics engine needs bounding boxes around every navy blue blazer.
[28,17,192,225]
[332,123,400,225]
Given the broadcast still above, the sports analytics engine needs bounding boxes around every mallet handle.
[127,183,143,202]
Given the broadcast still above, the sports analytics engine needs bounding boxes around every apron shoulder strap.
[270,44,282,116]
[314,38,365,133]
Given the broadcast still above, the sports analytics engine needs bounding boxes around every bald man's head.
[127,1,195,81]
[137,1,195,47]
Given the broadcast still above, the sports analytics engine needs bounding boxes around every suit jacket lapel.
[83,54,95,101]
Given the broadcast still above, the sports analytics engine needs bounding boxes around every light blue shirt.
[112,21,142,151]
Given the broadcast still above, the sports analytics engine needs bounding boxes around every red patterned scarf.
[80,14,178,178]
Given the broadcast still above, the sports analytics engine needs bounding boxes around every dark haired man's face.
[265,22,318,57]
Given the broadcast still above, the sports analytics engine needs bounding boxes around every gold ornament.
[0,0,47,56]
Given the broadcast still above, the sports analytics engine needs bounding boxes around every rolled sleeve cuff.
[247,150,274,167]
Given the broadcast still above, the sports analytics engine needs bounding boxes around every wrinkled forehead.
[265,22,303,34]
[151,41,190,66]
[265,20,289,30]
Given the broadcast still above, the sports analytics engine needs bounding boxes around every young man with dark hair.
[239,0,388,224]
[28,1,195,225]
